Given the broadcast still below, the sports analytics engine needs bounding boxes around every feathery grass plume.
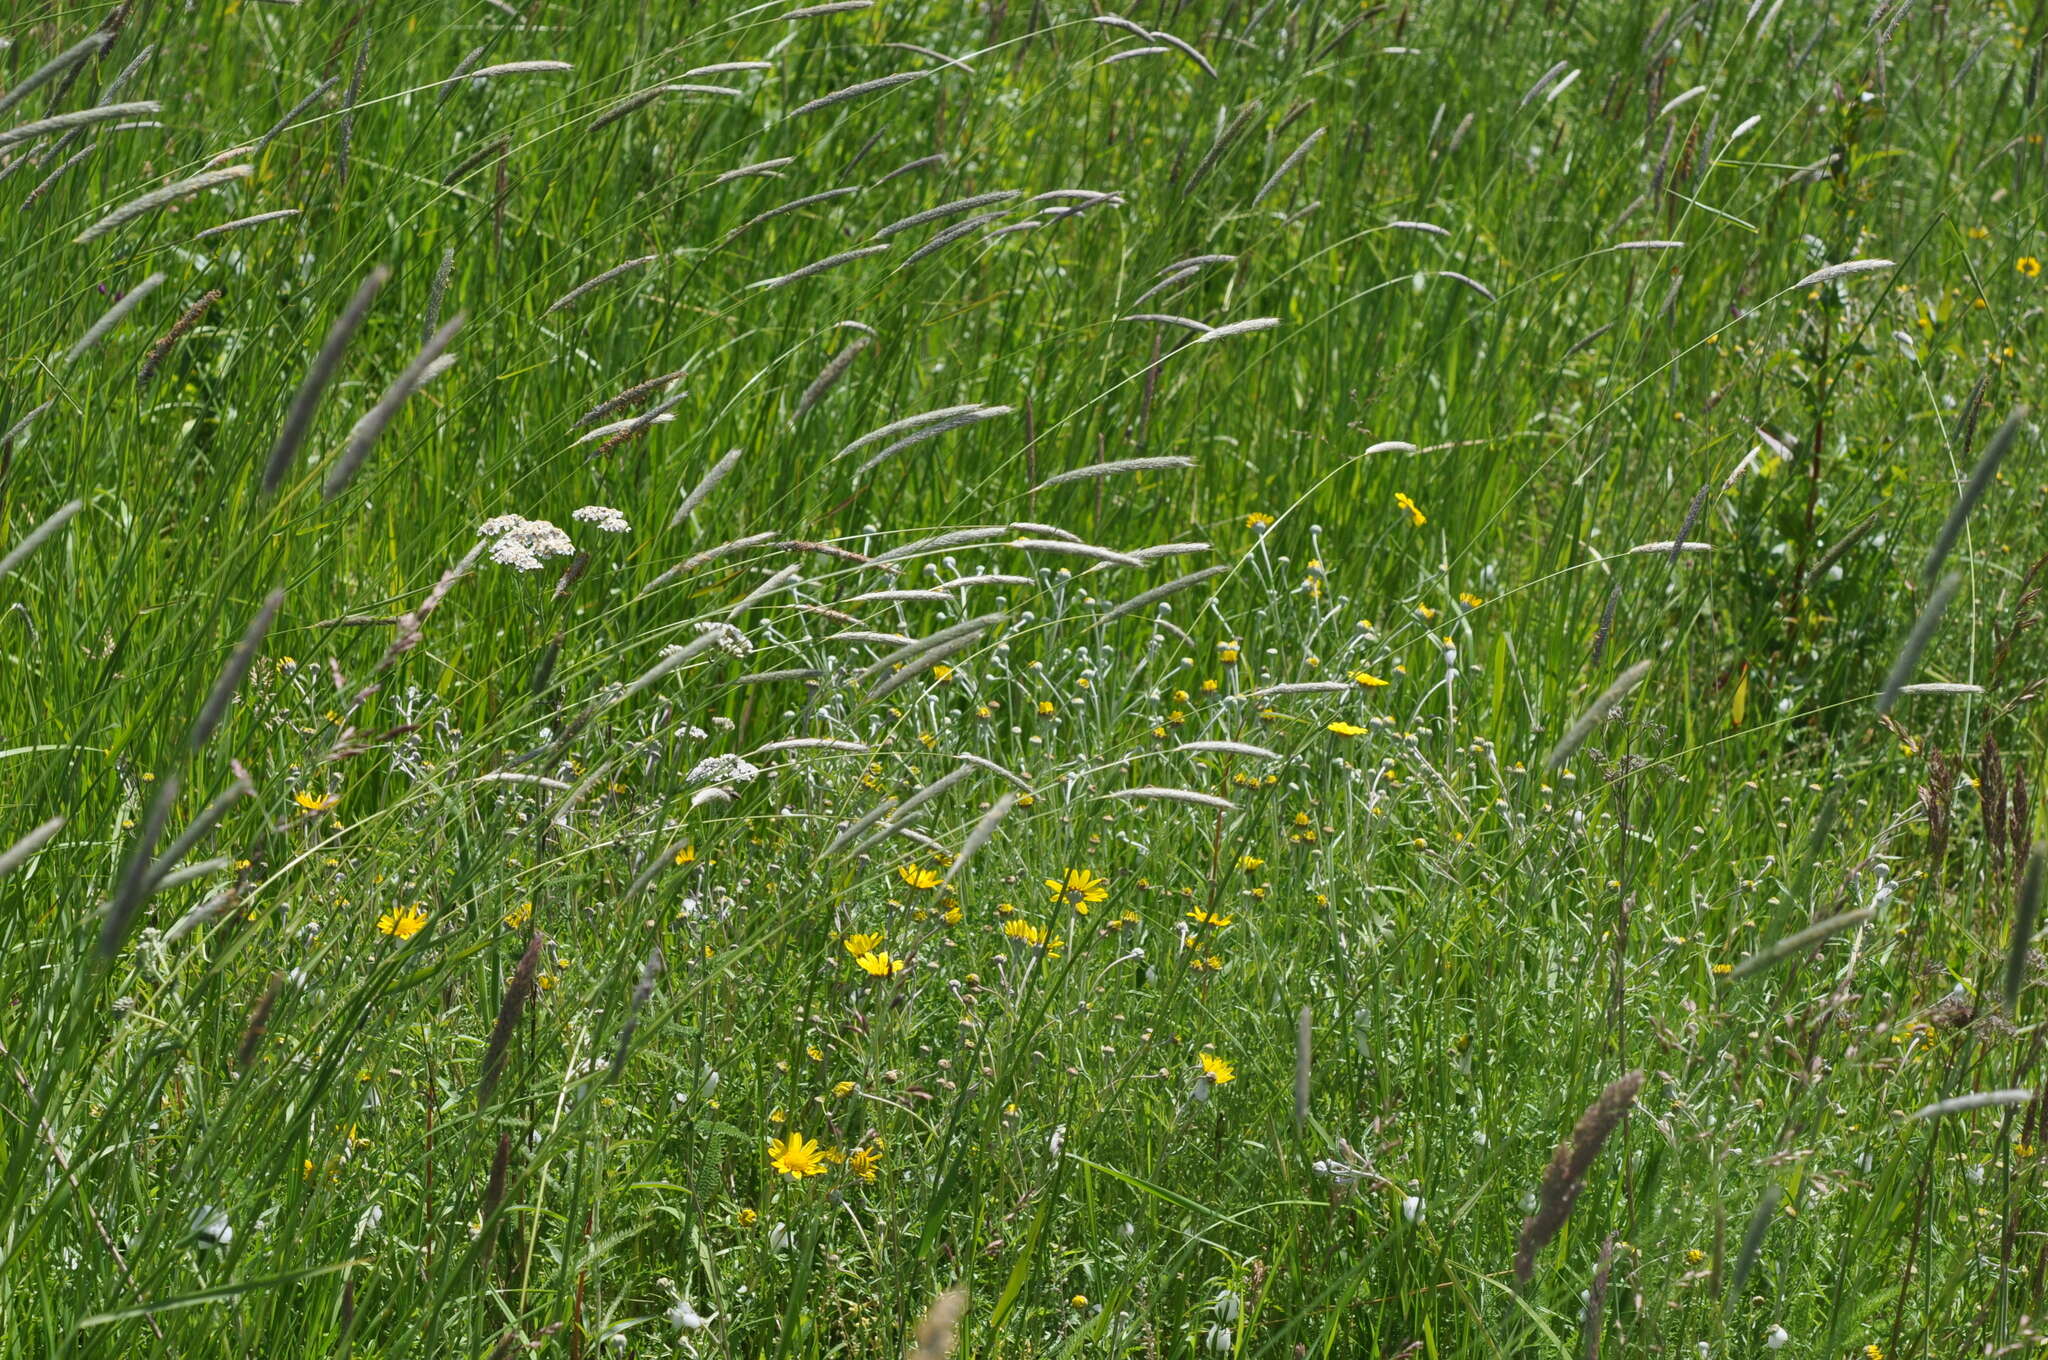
[323,312,466,500]
[903,211,1009,265]
[712,157,790,187]
[191,208,300,241]
[469,60,573,79]
[1804,509,1881,585]
[1789,258,1895,291]
[1102,44,1172,61]
[1923,406,2028,585]
[543,253,657,315]
[874,527,1008,564]
[1107,786,1238,811]
[1875,572,1961,716]
[1607,239,1685,252]
[98,773,180,958]
[909,1286,968,1360]
[0,499,84,582]
[795,331,873,416]
[1123,314,1212,332]
[1726,1183,1780,1302]
[151,857,232,896]
[853,407,1013,479]
[0,100,160,153]
[336,38,369,186]
[786,0,872,15]
[843,588,952,605]
[137,288,221,388]
[2005,848,2044,1014]
[1,400,53,447]
[578,367,686,428]
[1294,1005,1312,1131]
[576,413,673,446]
[19,142,98,213]
[62,270,165,365]
[941,792,1019,886]
[1191,317,1280,343]
[1247,680,1351,697]
[443,136,508,185]
[1516,59,1571,108]
[478,934,544,1105]
[855,614,1008,686]
[881,41,977,72]
[1387,219,1450,236]
[189,589,283,749]
[1909,1089,2034,1120]
[1091,14,1154,38]
[233,973,285,1073]
[1437,270,1497,300]
[1581,1236,1616,1360]
[1177,740,1280,759]
[1545,660,1653,770]
[75,164,251,243]
[873,152,945,187]
[734,667,823,686]
[254,77,338,156]
[1728,907,1874,980]
[0,818,65,879]
[724,563,801,621]
[588,83,675,131]
[608,947,666,1074]
[1151,28,1218,77]
[414,245,454,343]
[1182,99,1262,197]
[672,448,744,527]
[1626,540,1712,555]
[1009,538,1143,568]
[1101,564,1227,623]
[1656,85,1707,117]
[1513,1070,1644,1283]
[1896,681,1981,695]
[943,574,1033,590]
[1253,126,1324,206]
[644,531,783,593]
[144,775,251,889]
[437,45,486,102]
[874,190,1021,238]
[750,243,890,290]
[755,737,869,754]
[1130,264,1200,305]
[481,1130,512,1231]
[264,265,389,494]
[733,185,863,238]
[827,797,899,854]
[866,629,1001,704]
[0,32,112,120]
[788,71,926,118]
[1032,455,1194,491]
[857,766,977,850]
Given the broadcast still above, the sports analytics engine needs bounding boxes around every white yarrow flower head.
[573,504,631,533]
[1763,1324,1789,1350]
[692,620,754,657]
[479,514,576,571]
[686,754,760,786]
[668,1300,715,1331]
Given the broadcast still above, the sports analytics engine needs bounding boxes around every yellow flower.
[1245,511,1274,529]
[1186,907,1234,928]
[2019,256,2042,279]
[376,903,427,940]
[1045,867,1110,911]
[1394,492,1426,526]
[931,664,954,681]
[1198,1051,1236,1084]
[1003,919,1064,955]
[832,1080,857,1098]
[293,790,340,814]
[847,1146,882,1181]
[1349,670,1388,687]
[897,863,943,890]
[1236,855,1264,871]
[941,903,963,924]
[855,950,907,977]
[673,844,697,865]
[736,1207,758,1226]
[842,931,884,956]
[1458,592,1484,608]
[1037,700,1056,716]
[1071,1295,1089,1309]
[768,1132,827,1178]
[1327,721,1368,737]
[502,901,532,930]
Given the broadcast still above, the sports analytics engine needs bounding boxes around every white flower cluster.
[478,514,575,571]
[692,620,753,657]
[685,754,760,786]
[572,504,631,533]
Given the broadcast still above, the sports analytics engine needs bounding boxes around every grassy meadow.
[3,0,2048,1354]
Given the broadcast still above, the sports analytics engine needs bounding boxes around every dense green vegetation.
[3,0,2047,1355]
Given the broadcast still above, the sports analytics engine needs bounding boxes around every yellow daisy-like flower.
[1002,919,1065,956]
[1198,1051,1236,1084]
[768,1132,827,1178]
[897,864,943,891]
[846,1146,882,1182]
[1327,720,1368,737]
[1045,868,1110,910]
[1236,855,1264,872]
[1186,907,1235,928]
[842,931,884,957]
[502,901,533,930]
[1394,492,1426,527]
[832,1080,857,1098]
[854,950,907,977]
[293,790,340,814]
[377,903,427,940]
[673,844,697,865]
[1349,670,1389,687]
[2018,256,2042,279]
[1245,511,1274,529]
